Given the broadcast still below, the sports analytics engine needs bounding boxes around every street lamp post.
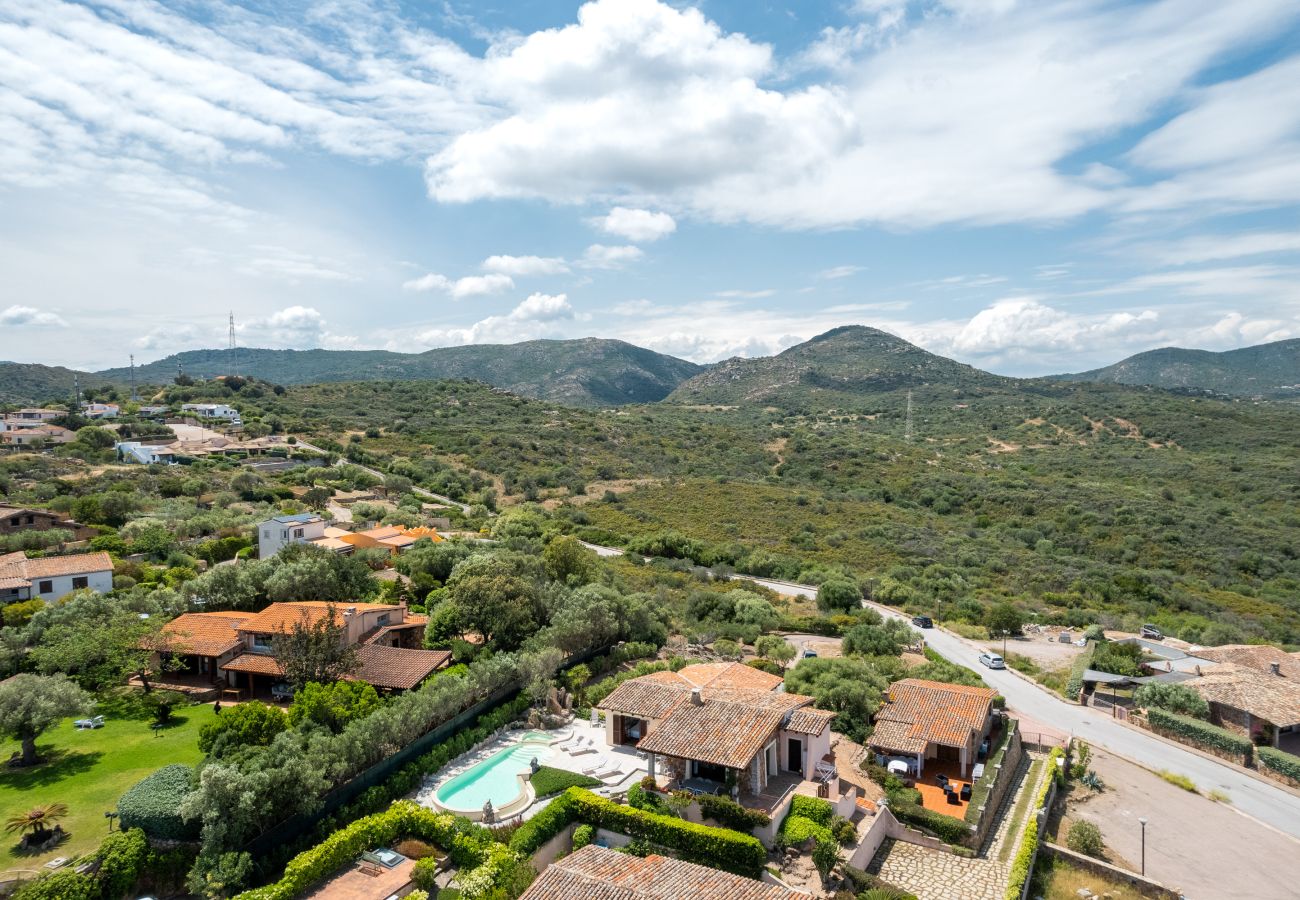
[1139,817,1148,875]
[1002,629,1008,658]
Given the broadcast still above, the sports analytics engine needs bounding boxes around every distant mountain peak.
[1053,338,1300,398]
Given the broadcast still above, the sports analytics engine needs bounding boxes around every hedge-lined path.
[868,752,1043,900]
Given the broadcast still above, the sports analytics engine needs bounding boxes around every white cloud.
[240,305,355,349]
[715,289,776,299]
[0,304,67,327]
[400,293,576,348]
[818,265,864,280]
[481,255,570,276]
[402,272,515,297]
[590,207,676,242]
[580,244,644,269]
[945,297,1158,356]
[236,247,358,284]
[134,324,206,351]
[1133,232,1300,267]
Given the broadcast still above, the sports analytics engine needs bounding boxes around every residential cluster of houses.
[258,513,442,558]
[116,433,292,465]
[0,408,74,446]
[1088,637,1300,754]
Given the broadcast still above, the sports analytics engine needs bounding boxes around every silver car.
[979,652,1006,669]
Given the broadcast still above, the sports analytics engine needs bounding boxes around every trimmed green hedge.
[696,793,771,833]
[1004,747,1064,900]
[529,766,600,798]
[1064,642,1096,700]
[510,788,766,878]
[232,802,509,900]
[118,763,199,840]
[1146,707,1253,759]
[1258,746,1300,783]
[889,802,971,845]
[779,794,836,845]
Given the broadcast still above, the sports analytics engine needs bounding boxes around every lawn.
[1030,856,1149,900]
[0,705,212,876]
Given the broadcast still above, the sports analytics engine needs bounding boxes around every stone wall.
[969,728,1023,848]
[1042,843,1182,900]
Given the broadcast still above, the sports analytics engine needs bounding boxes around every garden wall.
[1041,843,1181,900]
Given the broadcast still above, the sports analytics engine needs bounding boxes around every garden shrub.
[529,766,600,797]
[572,824,594,849]
[97,827,150,899]
[1145,707,1252,759]
[1064,641,1095,699]
[508,793,576,856]
[1004,747,1064,900]
[1133,682,1210,719]
[888,803,971,845]
[1066,821,1104,857]
[118,764,199,840]
[1258,746,1300,783]
[11,870,97,900]
[695,794,770,832]
[788,794,833,825]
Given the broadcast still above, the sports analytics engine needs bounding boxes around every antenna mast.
[73,374,81,412]
[904,389,914,443]
[129,354,139,401]
[229,311,238,376]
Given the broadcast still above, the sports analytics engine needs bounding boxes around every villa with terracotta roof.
[0,505,96,540]
[1193,644,1300,681]
[1184,662,1300,753]
[151,601,449,696]
[330,524,443,555]
[597,661,837,799]
[867,678,997,778]
[521,844,809,900]
[0,550,114,603]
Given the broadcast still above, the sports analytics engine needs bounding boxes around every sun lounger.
[597,764,628,782]
[582,758,608,775]
[570,738,598,756]
[74,715,104,730]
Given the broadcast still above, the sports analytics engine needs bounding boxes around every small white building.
[0,551,115,603]
[1,409,63,432]
[82,402,120,419]
[181,403,239,420]
[257,513,328,558]
[115,441,178,465]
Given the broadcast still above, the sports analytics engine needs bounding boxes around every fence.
[241,643,612,858]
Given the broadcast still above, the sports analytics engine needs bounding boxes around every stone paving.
[868,752,1040,900]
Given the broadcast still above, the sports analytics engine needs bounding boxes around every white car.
[979,652,1006,669]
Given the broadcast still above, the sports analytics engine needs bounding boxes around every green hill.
[667,325,1008,407]
[1054,339,1300,398]
[0,362,84,405]
[91,339,701,407]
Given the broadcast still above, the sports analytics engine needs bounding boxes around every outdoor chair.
[960,784,972,801]
[74,715,104,730]
[935,773,949,786]
[946,790,962,805]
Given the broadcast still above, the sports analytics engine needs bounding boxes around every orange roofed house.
[521,844,810,900]
[0,550,114,603]
[597,661,837,799]
[867,678,997,778]
[153,601,448,697]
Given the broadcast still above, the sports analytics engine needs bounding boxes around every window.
[38,580,53,594]
[377,613,391,627]
[72,576,89,590]
[252,634,273,652]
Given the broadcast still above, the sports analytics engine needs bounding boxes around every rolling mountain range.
[2,329,1297,407]
[1053,339,1300,399]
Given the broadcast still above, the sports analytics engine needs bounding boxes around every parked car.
[801,648,818,658]
[979,652,1006,669]
[911,615,934,629]
[1140,624,1164,640]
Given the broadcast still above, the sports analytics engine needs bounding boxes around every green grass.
[528,765,600,798]
[998,758,1046,864]
[0,705,212,875]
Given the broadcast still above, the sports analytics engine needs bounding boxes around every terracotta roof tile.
[0,551,113,583]
[221,653,285,676]
[599,680,693,720]
[637,699,787,768]
[1194,645,1300,680]
[869,678,996,754]
[784,708,836,736]
[236,601,403,634]
[159,612,249,656]
[1190,664,1300,727]
[520,845,807,900]
[353,645,450,690]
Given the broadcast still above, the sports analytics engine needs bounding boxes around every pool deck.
[414,721,647,822]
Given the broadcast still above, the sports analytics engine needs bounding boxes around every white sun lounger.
[597,764,628,782]
[569,738,598,756]
[582,757,610,775]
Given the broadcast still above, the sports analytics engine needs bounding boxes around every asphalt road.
[578,550,1300,840]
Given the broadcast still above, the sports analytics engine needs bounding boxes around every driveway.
[1061,747,1300,900]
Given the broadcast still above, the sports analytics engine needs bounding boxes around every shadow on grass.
[1,749,104,789]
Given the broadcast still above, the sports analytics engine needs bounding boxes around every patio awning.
[1082,669,1137,685]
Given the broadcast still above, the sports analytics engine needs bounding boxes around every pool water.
[435,741,551,813]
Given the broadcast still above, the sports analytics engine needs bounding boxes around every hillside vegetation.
[94,338,703,406]
[1056,338,1300,399]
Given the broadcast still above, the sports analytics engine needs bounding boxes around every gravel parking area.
[1057,747,1300,900]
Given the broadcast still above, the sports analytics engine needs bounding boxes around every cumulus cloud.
[945,297,1158,356]
[481,255,570,276]
[400,293,576,348]
[239,305,355,349]
[818,265,865,280]
[590,207,676,242]
[579,244,644,269]
[0,305,67,327]
[402,272,515,298]
[716,289,776,299]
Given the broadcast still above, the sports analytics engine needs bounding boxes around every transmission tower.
[904,389,914,443]
[228,311,238,376]
[72,374,81,412]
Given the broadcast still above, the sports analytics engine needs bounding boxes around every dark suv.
[911,615,934,629]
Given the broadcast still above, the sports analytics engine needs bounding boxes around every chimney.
[1271,662,1282,677]
[343,606,356,618]
[690,688,704,706]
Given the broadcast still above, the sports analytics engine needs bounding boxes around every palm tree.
[5,804,69,840]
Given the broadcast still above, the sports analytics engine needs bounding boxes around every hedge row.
[888,801,971,846]
[11,829,185,900]
[1064,642,1096,699]
[1145,707,1253,759]
[511,788,766,878]
[1004,747,1064,900]
[1257,746,1300,784]
[965,719,1018,824]
[697,793,771,833]
[233,802,504,900]
[117,764,199,840]
[778,794,836,846]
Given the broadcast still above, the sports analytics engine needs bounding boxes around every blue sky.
[2,0,1299,374]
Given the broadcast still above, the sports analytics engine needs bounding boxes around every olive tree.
[0,674,92,766]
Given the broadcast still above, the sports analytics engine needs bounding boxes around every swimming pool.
[433,739,552,817]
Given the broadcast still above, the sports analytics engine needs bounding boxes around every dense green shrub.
[1066,820,1104,857]
[1004,747,1064,900]
[888,802,971,845]
[1064,641,1096,699]
[118,764,199,840]
[97,827,150,899]
[11,870,96,900]
[695,793,770,832]
[1133,682,1210,719]
[529,766,600,797]
[1258,746,1300,783]
[788,794,833,825]
[198,701,287,755]
[1146,707,1252,758]
[508,793,575,856]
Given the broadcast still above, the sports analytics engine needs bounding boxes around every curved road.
[582,544,1300,840]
